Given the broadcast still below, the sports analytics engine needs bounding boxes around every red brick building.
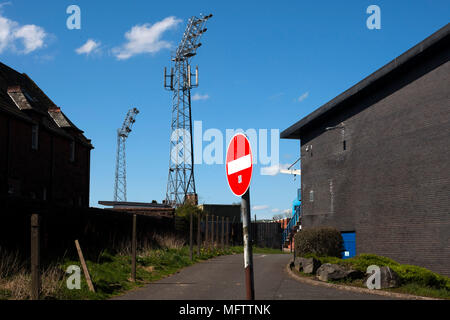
[0,62,93,207]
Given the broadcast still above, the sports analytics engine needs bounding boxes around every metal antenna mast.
[114,107,139,202]
[164,13,213,207]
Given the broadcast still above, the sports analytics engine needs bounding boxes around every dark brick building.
[0,62,93,207]
[281,24,450,276]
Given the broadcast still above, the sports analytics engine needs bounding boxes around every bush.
[345,253,400,271]
[174,204,202,235]
[294,227,343,258]
[391,264,450,290]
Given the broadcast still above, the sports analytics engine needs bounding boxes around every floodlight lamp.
[201,14,213,21]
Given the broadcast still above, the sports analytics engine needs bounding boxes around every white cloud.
[282,209,291,215]
[76,39,101,55]
[0,10,47,54]
[0,15,15,53]
[192,93,210,101]
[113,16,181,60]
[297,91,309,103]
[260,163,290,176]
[252,205,269,211]
[14,24,47,54]
[271,208,281,213]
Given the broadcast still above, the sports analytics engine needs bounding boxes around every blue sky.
[1,1,449,219]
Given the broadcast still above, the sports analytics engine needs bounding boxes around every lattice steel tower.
[164,13,213,206]
[114,107,139,202]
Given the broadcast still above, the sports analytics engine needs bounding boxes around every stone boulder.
[298,257,321,274]
[289,257,301,270]
[289,258,296,269]
[345,269,365,280]
[316,263,349,282]
[294,258,301,271]
[380,266,400,288]
[365,266,400,289]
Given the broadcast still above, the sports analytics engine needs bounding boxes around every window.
[31,125,39,150]
[343,140,347,151]
[309,190,314,202]
[24,91,36,103]
[70,141,75,162]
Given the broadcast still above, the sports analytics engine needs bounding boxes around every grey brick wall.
[300,41,450,276]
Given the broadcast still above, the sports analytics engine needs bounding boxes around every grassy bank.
[296,254,450,299]
[0,242,284,300]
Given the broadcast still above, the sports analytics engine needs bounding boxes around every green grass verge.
[299,253,450,299]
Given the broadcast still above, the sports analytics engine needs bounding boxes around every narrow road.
[115,254,392,300]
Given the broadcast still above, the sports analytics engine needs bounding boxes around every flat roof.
[281,23,450,139]
[98,201,171,209]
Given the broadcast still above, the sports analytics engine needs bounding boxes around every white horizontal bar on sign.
[227,154,252,175]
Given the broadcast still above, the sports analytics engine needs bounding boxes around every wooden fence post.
[131,214,137,282]
[231,216,236,246]
[75,240,95,292]
[216,215,219,245]
[197,213,201,256]
[189,210,193,261]
[205,214,209,248]
[31,214,40,300]
[221,216,224,249]
[226,217,229,248]
[211,215,215,248]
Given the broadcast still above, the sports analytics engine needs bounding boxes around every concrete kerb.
[286,263,439,300]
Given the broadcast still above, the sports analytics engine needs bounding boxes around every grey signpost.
[241,189,255,300]
[226,133,255,300]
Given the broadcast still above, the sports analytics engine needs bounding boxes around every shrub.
[294,227,343,258]
[390,264,450,290]
[303,253,343,265]
[345,253,400,272]
[175,204,202,235]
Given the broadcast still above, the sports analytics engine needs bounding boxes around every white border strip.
[227,154,252,175]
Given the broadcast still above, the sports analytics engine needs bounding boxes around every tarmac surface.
[114,253,394,300]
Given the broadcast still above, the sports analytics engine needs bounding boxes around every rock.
[364,266,400,289]
[380,266,400,288]
[293,258,301,271]
[316,263,348,281]
[298,257,321,274]
[289,258,295,269]
[345,269,365,280]
[289,257,301,270]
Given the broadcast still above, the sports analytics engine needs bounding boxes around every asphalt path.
[114,253,392,300]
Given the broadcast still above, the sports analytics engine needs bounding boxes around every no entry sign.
[226,133,253,196]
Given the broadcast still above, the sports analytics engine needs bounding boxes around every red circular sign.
[226,133,253,196]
